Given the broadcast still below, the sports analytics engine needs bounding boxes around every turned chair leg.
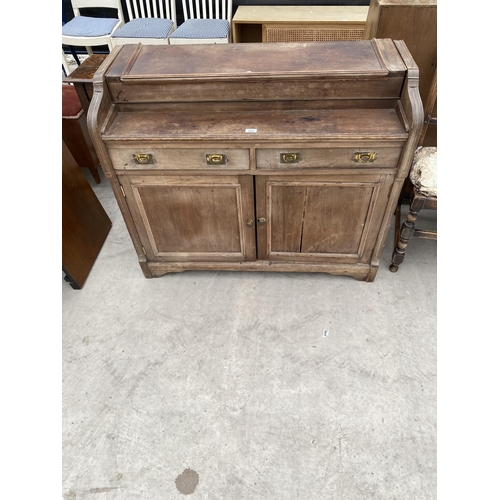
[390,203,420,273]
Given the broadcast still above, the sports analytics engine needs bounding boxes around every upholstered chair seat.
[62,16,120,38]
[169,18,229,41]
[410,147,437,197]
[112,17,174,40]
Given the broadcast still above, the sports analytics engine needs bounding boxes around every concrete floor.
[62,166,437,499]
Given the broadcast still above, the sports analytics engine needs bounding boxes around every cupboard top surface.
[107,40,407,83]
[232,6,370,23]
[374,0,436,5]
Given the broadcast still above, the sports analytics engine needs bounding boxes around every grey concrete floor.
[62,166,437,499]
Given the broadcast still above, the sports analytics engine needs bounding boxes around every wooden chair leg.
[393,202,401,250]
[62,49,70,75]
[389,200,420,273]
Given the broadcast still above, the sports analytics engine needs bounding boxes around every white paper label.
[245,128,258,133]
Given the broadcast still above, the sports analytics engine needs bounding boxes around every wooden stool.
[62,84,101,184]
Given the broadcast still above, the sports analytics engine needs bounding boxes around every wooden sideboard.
[88,40,422,281]
[232,6,369,43]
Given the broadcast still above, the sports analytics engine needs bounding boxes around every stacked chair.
[169,0,232,44]
[63,0,234,69]
[111,0,177,47]
[62,0,124,74]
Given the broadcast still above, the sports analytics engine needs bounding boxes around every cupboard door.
[120,175,256,262]
[255,175,391,264]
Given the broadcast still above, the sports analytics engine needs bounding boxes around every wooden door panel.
[268,184,306,253]
[140,185,241,253]
[257,176,388,263]
[121,175,256,262]
[301,185,373,254]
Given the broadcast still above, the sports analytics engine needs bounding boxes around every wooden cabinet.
[232,6,369,43]
[88,40,423,281]
[364,0,437,147]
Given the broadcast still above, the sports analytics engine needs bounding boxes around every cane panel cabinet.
[88,40,423,281]
[232,6,369,43]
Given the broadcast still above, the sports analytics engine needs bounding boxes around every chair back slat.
[124,0,133,19]
[166,0,174,21]
[180,0,232,21]
[122,0,175,21]
[131,0,139,17]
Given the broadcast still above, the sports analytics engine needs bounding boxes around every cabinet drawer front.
[256,148,402,170]
[108,148,250,170]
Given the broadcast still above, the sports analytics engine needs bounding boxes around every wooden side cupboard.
[232,6,369,43]
[88,40,423,282]
[364,0,437,147]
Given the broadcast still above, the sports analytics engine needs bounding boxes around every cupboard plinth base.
[144,260,376,281]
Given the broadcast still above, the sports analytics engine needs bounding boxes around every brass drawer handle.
[246,218,254,227]
[354,152,377,163]
[206,154,227,165]
[133,153,154,164]
[257,217,267,225]
[280,152,300,164]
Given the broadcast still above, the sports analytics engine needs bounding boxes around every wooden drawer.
[256,147,402,170]
[107,147,250,170]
